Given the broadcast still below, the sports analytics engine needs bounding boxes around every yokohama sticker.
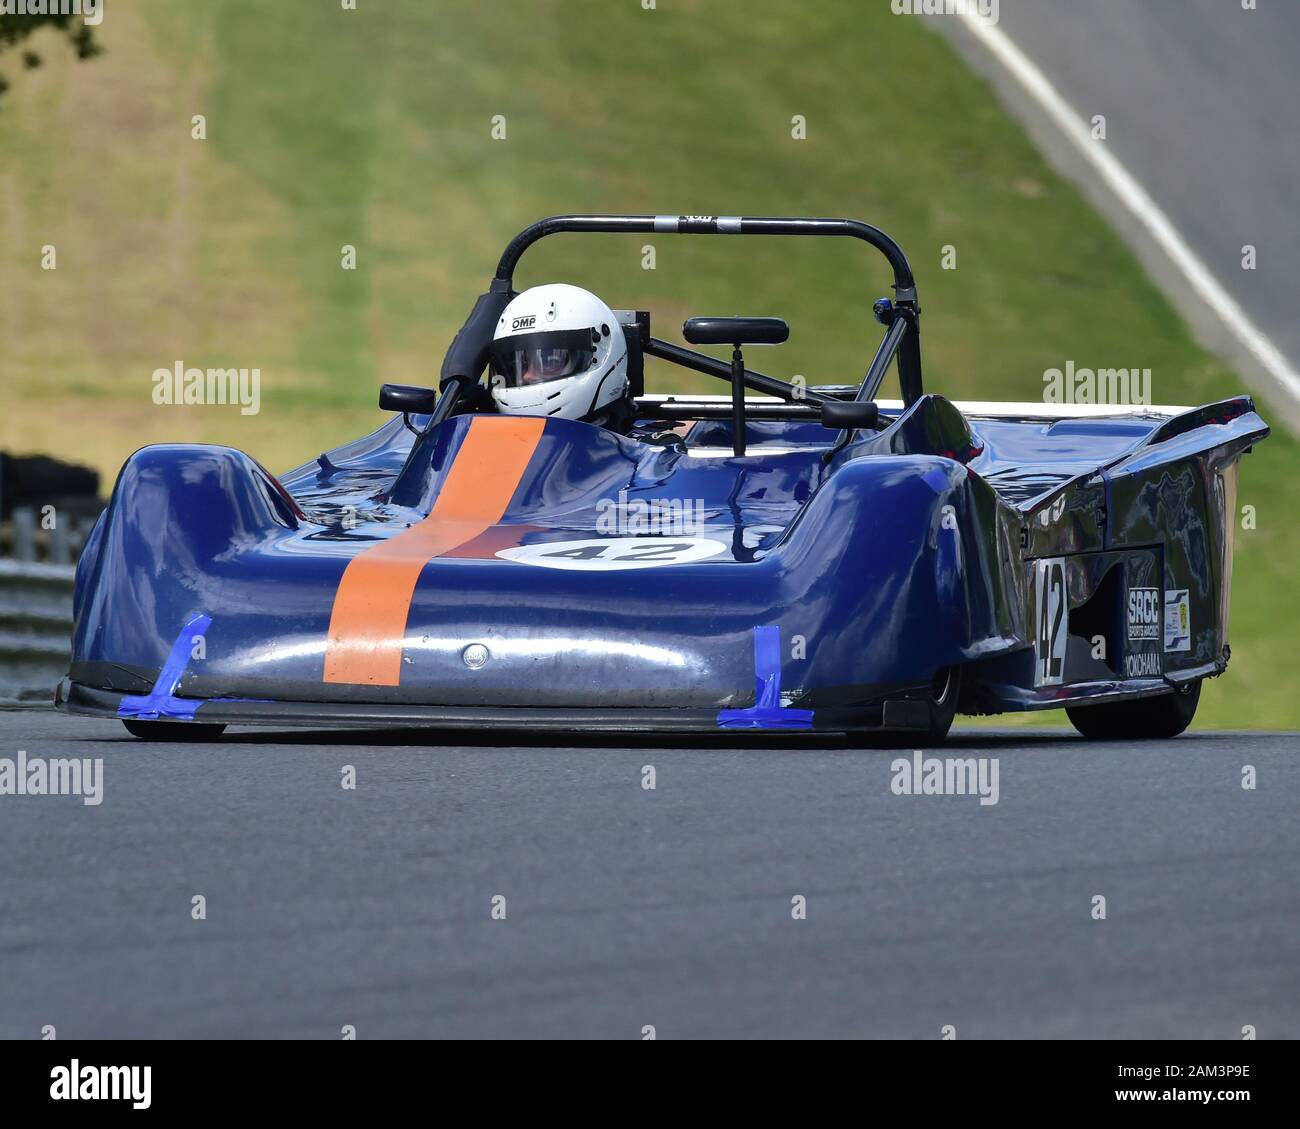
[1124,651,1162,678]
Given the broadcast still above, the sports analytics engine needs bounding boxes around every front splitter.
[58,680,933,736]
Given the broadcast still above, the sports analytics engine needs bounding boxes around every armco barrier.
[0,558,75,705]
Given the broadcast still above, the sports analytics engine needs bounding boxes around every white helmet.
[488,284,628,421]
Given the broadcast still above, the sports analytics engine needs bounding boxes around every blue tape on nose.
[717,625,814,730]
[117,613,213,721]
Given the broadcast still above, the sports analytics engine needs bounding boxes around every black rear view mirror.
[379,384,437,414]
[380,384,437,436]
[820,400,879,430]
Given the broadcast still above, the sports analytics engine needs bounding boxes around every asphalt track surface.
[939,0,1300,421]
[0,708,1296,1039]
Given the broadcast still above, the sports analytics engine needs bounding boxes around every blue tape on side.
[117,613,213,721]
[717,625,814,730]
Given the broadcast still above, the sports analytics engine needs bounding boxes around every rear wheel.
[122,719,226,741]
[1066,681,1201,740]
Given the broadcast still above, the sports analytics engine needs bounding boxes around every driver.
[488,283,674,440]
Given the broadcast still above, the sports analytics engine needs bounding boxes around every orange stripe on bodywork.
[322,416,545,686]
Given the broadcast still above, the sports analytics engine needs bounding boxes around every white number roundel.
[496,537,728,571]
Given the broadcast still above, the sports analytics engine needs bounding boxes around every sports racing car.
[57,214,1269,742]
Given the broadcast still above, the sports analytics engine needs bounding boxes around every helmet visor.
[489,329,597,387]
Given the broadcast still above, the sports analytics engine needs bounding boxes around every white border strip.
[954,11,1300,409]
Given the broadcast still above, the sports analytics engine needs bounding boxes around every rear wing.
[885,399,1192,420]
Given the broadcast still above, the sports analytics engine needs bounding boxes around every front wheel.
[854,667,962,748]
[923,665,961,744]
[1066,681,1201,740]
[122,719,227,741]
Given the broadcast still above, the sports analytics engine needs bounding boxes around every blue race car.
[58,214,1269,743]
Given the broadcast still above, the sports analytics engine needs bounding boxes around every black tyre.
[923,665,961,744]
[122,719,226,741]
[1066,681,1200,740]
[853,667,961,748]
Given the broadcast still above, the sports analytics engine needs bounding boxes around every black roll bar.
[859,313,911,404]
[431,214,924,434]
[491,214,922,408]
[822,311,914,462]
[633,399,823,421]
[644,337,828,405]
[494,214,917,303]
